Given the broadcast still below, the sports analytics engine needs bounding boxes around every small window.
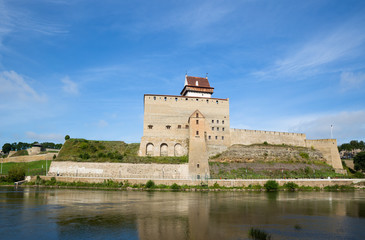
[215,136,218,140]
[196,98,199,101]
[217,127,219,131]
[175,97,178,102]
[148,125,153,129]
[196,113,199,118]
[166,125,171,129]
[217,120,219,124]
[216,100,219,104]
[222,127,225,131]
[208,136,211,140]
[222,136,224,140]
[196,131,199,135]
[153,96,156,100]
[185,125,189,129]
[222,120,225,124]
[212,127,214,131]
[164,97,167,101]
[178,125,181,129]
[196,120,199,124]
[206,99,209,103]
[197,164,200,168]
[212,120,214,123]
[186,98,188,101]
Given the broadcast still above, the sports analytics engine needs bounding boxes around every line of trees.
[2,142,62,154]
[338,140,365,152]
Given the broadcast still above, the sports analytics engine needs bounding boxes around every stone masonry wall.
[230,128,306,147]
[49,161,190,179]
[305,139,343,170]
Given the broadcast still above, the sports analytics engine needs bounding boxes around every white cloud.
[288,111,365,143]
[0,70,46,104]
[26,131,64,142]
[253,19,365,80]
[61,76,79,95]
[340,71,365,91]
[97,120,108,128]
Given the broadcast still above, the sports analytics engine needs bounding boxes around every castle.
[138,75,344,179]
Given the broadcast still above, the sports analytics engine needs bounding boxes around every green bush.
[65,135,70,140]
[7,165,26,182]
[35,176,45,185]
[145,180,155,188]
[170,183,181,190]
[354,152,365,171]
[263,141,268,145]
[264,180,279,191]
[248,227,271,240]
[354,172,364,178]
[299,152,309,159]
[283,182,298,191]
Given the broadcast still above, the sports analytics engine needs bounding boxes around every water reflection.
[0,187,365,240]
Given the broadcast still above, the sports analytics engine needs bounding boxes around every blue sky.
[0,0,364,146]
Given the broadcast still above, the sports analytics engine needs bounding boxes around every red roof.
[186,76,211,88]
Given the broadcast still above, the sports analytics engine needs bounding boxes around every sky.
[0,0,365,147]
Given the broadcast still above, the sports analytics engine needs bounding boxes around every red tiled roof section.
[186,76,211,88]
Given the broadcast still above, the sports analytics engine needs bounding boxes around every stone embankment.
[211,144,325,163]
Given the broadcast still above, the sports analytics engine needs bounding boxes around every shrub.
[65,135,70,140]
[35,175,45,185]
[264,180,279,191]
[213,182,220,188]
[7,165,26,182]
[354,152,365,171]
[354,172,364,178]
[53,154,56,160]
[283,182,298,191]
[263,141,268,145]
[248,227,271,240]
[145,180,155,188]
[170,183,181,190]
[79,142,88,150]
[299,152,309,159]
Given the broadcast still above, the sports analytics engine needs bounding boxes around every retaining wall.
[48,161,190,179]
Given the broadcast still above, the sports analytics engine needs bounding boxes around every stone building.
[138,75,344,178]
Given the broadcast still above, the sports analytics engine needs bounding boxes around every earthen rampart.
[3,153,57,163]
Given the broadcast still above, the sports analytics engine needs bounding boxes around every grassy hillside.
[10,150,29,157]
[56,139,188,164]
[0,160,51,176]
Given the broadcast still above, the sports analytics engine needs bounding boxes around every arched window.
[146,143,154,156]
[160,143,168,156]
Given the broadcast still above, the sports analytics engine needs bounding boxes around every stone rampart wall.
[305,139,343,169]
[230,128,306,147]
[3,153,57,163]
[48,161,190,179]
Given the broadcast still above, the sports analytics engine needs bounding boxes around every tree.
[65,135,70,141]
[2,143,12,154]
[354,152,365,172]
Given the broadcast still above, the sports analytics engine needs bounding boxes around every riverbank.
[2,176,364,192]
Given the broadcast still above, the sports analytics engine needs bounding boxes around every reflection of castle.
[139,75,344,178]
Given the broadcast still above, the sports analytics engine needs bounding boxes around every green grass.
[56,139,188,164]
[0,160,51,176]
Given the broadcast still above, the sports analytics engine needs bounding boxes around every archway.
[160,143,168,156]
[174,143,183,156]
[146,143,154,156]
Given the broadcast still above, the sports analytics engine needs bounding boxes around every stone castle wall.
[49,161,190,179]
[139,94,231,156]
[230,128,306,147]
[3,153,57,163]
[305,139,343,170]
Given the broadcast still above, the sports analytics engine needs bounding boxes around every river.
[0,187,364,240]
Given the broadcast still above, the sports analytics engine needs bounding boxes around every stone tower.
[188,110,210,179]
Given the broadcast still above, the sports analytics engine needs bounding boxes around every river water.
[0,187,364,240]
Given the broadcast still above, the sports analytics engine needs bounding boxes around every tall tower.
[180,75,214,98]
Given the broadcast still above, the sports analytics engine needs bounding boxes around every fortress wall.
[48,161,190,179]
[3,153,57,163]
[230,128,306,147]
[305,139,343,169]
[140,95,231,156]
